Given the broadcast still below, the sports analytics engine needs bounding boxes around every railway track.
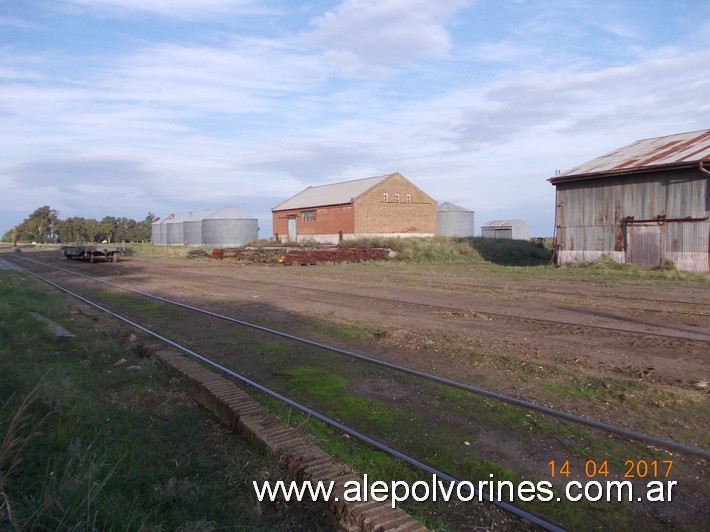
[3,253,709,530]
[31,252,710,342]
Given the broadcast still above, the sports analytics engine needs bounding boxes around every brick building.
[272,172,437,244]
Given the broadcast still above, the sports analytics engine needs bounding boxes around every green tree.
[98,216,118,243]
[10,206,60,243]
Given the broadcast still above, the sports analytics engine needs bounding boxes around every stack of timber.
[280,247,392,266]
[210,246,393,265]
[211,247,284,262]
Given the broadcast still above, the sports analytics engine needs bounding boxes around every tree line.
[1,206,158,244]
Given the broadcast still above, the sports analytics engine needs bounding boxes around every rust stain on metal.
[614,225,624,252]
[550,130,710,182]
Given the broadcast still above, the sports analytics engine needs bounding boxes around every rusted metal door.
[627,224,662,267]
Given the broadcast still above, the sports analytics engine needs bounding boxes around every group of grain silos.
[151,206,258,247]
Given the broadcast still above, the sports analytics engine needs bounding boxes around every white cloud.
[306,0,471,65]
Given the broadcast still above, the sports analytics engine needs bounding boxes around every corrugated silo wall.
[554,168,709,272]
[438,212,475,237]
[183,221,203,246]
[152,223,167,245]
[202,219,258,247]
[166,222,184,246]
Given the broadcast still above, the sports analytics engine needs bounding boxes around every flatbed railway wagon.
[61,245,123,263]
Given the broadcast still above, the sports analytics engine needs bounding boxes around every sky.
[1,0,709,239]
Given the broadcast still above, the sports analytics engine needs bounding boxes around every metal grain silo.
[166,212,189,246]
[183,209,213,246]
[201,206,258,247]
[438,202,475,237]
[151,214,173,245]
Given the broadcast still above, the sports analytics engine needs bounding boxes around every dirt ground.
[5,249,709,528]
[13,250,709,437]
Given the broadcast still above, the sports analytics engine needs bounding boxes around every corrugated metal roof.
[551,129,710,183]
[185,208,214,221]
[205,206,256,220]
[155,213,176,225]
[481,219,526,228]
[272,174,393,211]
[165,212,190,224]
[438,201,473,213]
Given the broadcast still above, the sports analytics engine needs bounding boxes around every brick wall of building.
[272,173,437,242]
[354,174,437,235]
[273,205,354,241]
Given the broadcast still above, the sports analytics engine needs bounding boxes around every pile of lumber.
[209,246,393,265]
[280,247,391,266]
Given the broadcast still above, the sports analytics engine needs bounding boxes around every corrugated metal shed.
[551,129,710,183]
[549,130,710,272]
[273,174,391,211]
[481,219,530,240]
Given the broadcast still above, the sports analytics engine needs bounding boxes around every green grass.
[254,364,668,530]
[340,236,552,266]
[98,290,170,315]
[277,365,408,432]
[0,270,326,531]
[311,317,371,342]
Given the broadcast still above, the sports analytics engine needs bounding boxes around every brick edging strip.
[152,348,427,532]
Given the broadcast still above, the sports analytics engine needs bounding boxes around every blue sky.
[1,0,708,238]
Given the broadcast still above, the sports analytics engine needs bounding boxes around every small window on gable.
[383,193,389,203]
[395,193,400,203]
[406,193,412,203]
[301,210,316,222]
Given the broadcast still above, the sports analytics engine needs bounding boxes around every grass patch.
[0,270,327,530]
[277,365,408,432]
[341,236,552,266]
[311,317,371,342]
[98,290,169,315]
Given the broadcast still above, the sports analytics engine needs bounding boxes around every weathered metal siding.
[481,227,512,239]
[555,168,709,271]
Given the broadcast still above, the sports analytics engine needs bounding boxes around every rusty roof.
[549,129,710,184]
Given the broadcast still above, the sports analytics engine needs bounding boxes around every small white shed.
[481,219,530,240]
